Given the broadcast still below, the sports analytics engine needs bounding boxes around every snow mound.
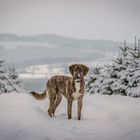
[0,93,140,140]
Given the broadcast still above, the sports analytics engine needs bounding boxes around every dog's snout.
[77,74,81,79]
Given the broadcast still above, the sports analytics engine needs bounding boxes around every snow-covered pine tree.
[86,66,104,94]
[8,65,22,87]
[0,60,24,94]
[87,39,140,97]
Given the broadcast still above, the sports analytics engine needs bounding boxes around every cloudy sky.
[0,0,140,41]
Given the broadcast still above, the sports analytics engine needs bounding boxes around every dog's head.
[69,64,89,82]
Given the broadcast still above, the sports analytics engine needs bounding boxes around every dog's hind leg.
[47,89,56,117]
[51,94,62,116]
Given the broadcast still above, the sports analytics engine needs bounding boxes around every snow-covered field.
[0,93,140,140]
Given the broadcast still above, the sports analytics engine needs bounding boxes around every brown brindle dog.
[31,64,89,120]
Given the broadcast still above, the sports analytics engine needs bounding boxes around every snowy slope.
[0,93,140,140]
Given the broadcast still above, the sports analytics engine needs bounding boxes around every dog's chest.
[72,82,82,100]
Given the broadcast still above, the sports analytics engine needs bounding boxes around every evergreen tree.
[0,60,24,94]
[8,65,22,86]
[87,39,140,97]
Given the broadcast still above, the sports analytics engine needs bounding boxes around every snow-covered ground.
[0,93,140,140]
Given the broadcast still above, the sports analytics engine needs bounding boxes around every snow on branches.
[0,60,24,94]
[87,41,140,97]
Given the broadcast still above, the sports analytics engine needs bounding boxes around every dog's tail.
[30,90,47,100]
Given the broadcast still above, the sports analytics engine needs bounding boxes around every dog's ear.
[69,64,77,75]
[82,65,89,76]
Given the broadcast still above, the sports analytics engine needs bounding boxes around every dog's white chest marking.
[72,82,82,100]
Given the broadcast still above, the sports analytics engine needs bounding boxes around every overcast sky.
[0,0,140,42]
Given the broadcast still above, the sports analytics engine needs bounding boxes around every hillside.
[0,93,140,140]
[0,33,122,65]
[0,33,122,50]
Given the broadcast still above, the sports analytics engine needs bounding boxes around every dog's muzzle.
[75,78,81,83]
[76,80,80,83]
[75,74,81,82]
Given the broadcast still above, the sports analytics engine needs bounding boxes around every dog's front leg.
[67,98,73,119]
[77,96,83,120]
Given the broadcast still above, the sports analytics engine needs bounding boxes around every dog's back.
[47,75,73,98]
[31,75,73,100]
